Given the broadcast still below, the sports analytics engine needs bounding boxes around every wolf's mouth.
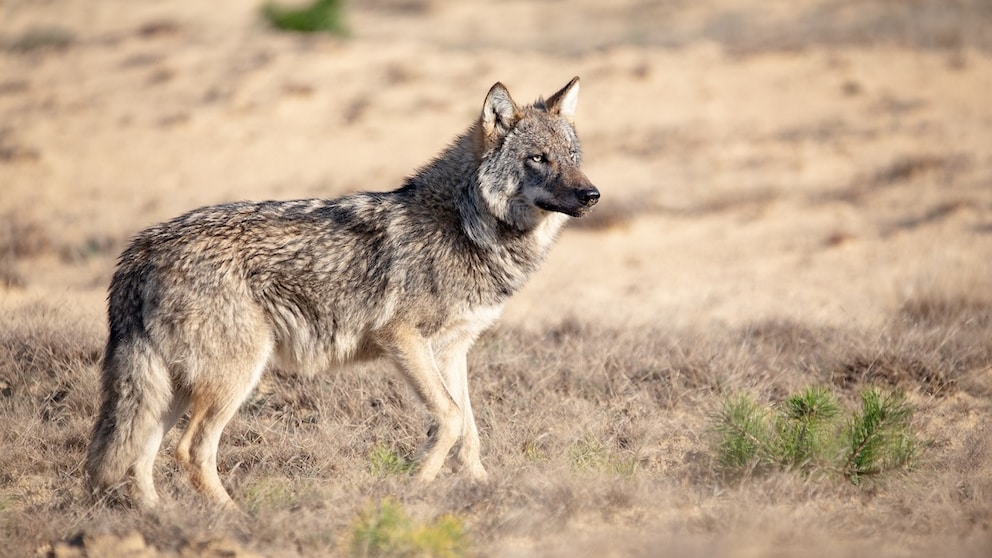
[535,200,560,213]
[536,200,596,218]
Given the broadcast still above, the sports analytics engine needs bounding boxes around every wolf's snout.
[577,187,600,207]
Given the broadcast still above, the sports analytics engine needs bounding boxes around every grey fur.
[87,77,599,508]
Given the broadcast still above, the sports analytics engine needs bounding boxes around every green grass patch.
[711,386,916,483]
[351,499,468,558]
[568,436,638,476]
[261,0,347,36]
[521,439,545,462]
[244,478,297,513]
[369,443,414,476]
[4,26,75,53]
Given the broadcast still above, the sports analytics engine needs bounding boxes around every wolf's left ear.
[546,76,580,122]
[482,82,521,139]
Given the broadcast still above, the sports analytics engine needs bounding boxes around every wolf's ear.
[546,76,580,122]
[482,82,521,138]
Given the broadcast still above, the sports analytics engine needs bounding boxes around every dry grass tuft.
[0,214,52,288]
[899,293,992,329]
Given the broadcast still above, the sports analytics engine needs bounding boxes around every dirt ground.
[1,0,991,556]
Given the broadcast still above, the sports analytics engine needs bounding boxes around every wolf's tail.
[86,266,172,504]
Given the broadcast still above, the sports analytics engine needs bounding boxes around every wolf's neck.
[460,183,568,272]
[405,130,479,200]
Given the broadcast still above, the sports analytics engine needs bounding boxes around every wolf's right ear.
[482,82,521,139]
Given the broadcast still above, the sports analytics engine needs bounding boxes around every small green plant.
[710,386,916,484]
[244,478,296,512]
[369,443,414,476]
[521,438,546,462]
[351,499,468,558]
[774,386,841,469]
[5,26,75,53]
[261,0,347,36]
[711,393,773,472]
[0,494,14,512]
[844,388,916,484]
[568,436,638,476]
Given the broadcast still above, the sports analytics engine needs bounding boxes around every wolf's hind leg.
[175,341,272,508]
[132,389,191,508]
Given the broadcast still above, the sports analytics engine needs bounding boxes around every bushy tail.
[86,333,172,505]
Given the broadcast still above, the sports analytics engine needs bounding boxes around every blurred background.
[2,0,991,328]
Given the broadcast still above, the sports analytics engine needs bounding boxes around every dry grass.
[1,289,990,557]
[0,213,51,288]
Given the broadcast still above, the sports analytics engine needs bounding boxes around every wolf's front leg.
[455,386,488,482]
[381,326,463,482]
[437,339,488,482]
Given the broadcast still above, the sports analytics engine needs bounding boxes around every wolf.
[87,77,600,508]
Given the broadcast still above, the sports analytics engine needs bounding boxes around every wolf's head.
[475,77,599,231]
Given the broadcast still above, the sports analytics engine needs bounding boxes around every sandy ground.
[3,0,990,333]
[1,0,992,555]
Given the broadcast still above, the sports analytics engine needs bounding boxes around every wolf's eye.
[529,154,547,164]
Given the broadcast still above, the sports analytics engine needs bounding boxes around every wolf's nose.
[578,187,600,206]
